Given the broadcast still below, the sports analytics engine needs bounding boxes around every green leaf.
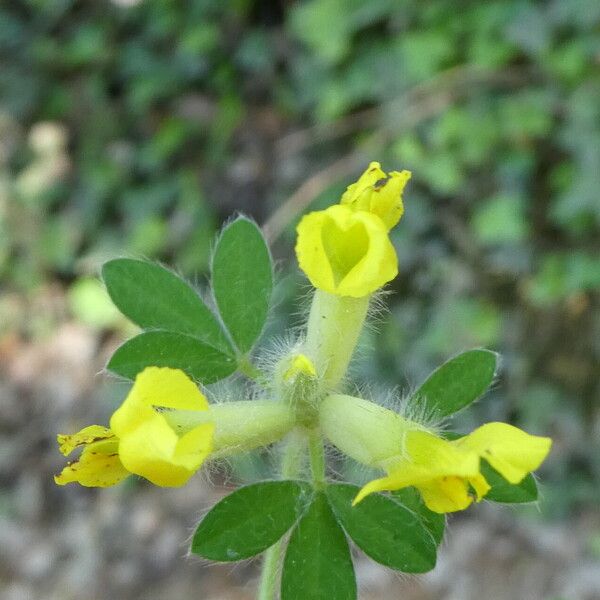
[212,217,272,353]
[107,330,236,383]
[391,487,445,545]
[481,461,538,503]
[282,492,356,600]
[102,259,231,352]
[191,481,309,561]
[326,484,437,573]
[413,349,498,417]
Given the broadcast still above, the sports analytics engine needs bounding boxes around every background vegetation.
[1,1,599,598]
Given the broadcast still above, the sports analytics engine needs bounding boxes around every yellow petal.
[174,423,215,469]
[469,473,491,501]
[456,422,552,484]
[353,474,397,505]
[353,469,479,513]
[404,430,480,479]
[295,205,398,298]
[57,425,115,456]
[367,170,410,230]
[353,430,480,507]
[110,367,209,436]
[340,162,386,206]
[354,458,455,504]
[136,366,209,411]
[117,412,214,487]
[340,163,411,230]
[109,368,214,487]
[54,445,129,487]
[417,477,473,513]
[283,354,317,381]
[133,367,208,410]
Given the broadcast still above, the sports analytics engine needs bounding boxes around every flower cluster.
[55,162,551,518]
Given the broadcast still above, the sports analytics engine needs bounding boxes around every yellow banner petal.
[110,368,209,436]
[116,412,213,487]
[130,367,209,411]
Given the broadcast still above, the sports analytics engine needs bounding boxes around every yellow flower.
[340,161,411,230]
[55,367,214,488]
[319,393,552,514]
[283,353,317,381]
[55,425,129,487]
[354,423,552,513]
[110,367,214,487]
[295,204,397,297]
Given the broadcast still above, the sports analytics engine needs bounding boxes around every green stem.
[257,429,306,600]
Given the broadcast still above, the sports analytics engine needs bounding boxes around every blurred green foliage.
[1,0,599,516]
